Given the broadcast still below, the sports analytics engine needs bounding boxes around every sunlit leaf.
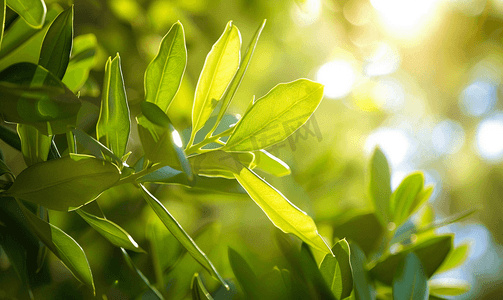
[96,54,130,159]
[253,150,290,177]
[145,21,186,113]
[192,150,331,254]
[7,0,46,28]
[62,33,97,91]
[349,242,374,300]
[0,62,81,135]
[211,19,266,133]
[139,184,228,288]
[38,5,73,79]
[4,154,120,211]
[17,200,95,293]
[435,243,470,274]
[390,172,424,227]
[319,239,353,300]
[223,79,324,151]
[369,147,391,226]
[190,21,241,144]
[191,273,214,300]
[76,209,144,252]
[17,123,51,166]
[428,278,470,297]
[392,252,428,300]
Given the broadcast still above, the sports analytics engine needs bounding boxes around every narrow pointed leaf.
[212,19,266,130]
[253,150,290,177]
[390,172,424,227]
[62,34,97,91]
[121,248,164,300]
[17,123,51,166]
[223,79,324,151]
[7,0,46,28]
[38,5,73,79]
[428,279,470,297]
[192,273,215,300]
[190,21,241,142]
[192,150,331,254]
[299,243,336,300]
[0,125,21,150]
[72,128,122,164]
[369,147,391,226]
[76,209,143,252]
[145,21,186,113]
[96,54,130,159]
[1,0,5,50]
[17,200,94,293]
[349,242,374,300]
[0,62,81,135]
[319,239,353,300]
[228,248,262,299]
[0,231,33,299]
[139,184,228,288]
[392,253,428,300]
[5,154,120,211]
[435,243,470,274]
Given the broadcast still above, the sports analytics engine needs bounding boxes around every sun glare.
[316,60,356,99]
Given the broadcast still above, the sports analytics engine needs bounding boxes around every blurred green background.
[1,0,503,298]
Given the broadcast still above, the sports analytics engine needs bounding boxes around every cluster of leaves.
[0,0,473,299]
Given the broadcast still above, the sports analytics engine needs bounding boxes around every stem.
[114,163,167,187]
[185,126,234,155]
[66,131,76,154]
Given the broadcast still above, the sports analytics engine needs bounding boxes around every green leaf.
[390,172,424,227]
[0,125,21,150]
[145,21,186,113]
[332,212,384,256]
[120,248,164,300]
[62,33,97,91]
[228,247,262,299]
[71,128,122,164]
[76,209,143,252]
[299,243,336,300]
[211,19,266,134]
[428,278,470,297]
[17,123,51,166]
[4,154,120,211]
[435,243,470,274]
[190,151,254,179]
[370,235,453,285]
[392,253,428,300]
[192,150,331,254]
[7,0,46,28]
[138,184,228,288]
[349,242,374,300]
[1,0,5,50]
[0,156,12,177]
[38,5,73,79]
[190,21,241,144]
[138,102,192,180]
[253,150,290,177]
[369,147,391,226]
[319,239,353,300]
[96,54,130,159]
[192,273,215,300]
[0,230,33,299]
[17,200,95,293]
[146,217,184,275]
[0,62,82,135]
[223,79,324,152]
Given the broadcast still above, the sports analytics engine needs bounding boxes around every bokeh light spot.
[316,60,356,99]
[476,115,503,161]
[431,120,465,155]
[459,81,497,117]
[365,128,415,168]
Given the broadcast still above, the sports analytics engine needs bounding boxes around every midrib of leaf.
[194,25,235,133]
[10,0,34,24]
[330,262,340,294]
[151,24,179,109]
[409,272,416,300]
[10,171,117,196]
[226,84,323,149]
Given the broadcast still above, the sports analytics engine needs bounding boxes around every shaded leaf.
[190,21,241,144]
[17,200,95,293]
[332,212,384,256]
[62,33,97,91]
[392,253,428,300]
[349,242,374,300]
[121,248,164,300]
[192,273,215,300]
[0,62,81,135]
[435,243,470,274]
[72,127,122,164]
[299,243,336,300]
[139,184,228,288]
[145,21,186,113]
[0,230,33,299]
[319,239,353,300]
[223,79,324,151]
[428,278,470,297]
[38,5,73,79]
[0,124,21,150]
[5,154,120,211]
[369,147,391,226]
[17,123,51,166]
[7,0,46,28]
[1,0,4,50]
[96,53,130,159]
[228,247,261,299]
[76,209,143,252]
